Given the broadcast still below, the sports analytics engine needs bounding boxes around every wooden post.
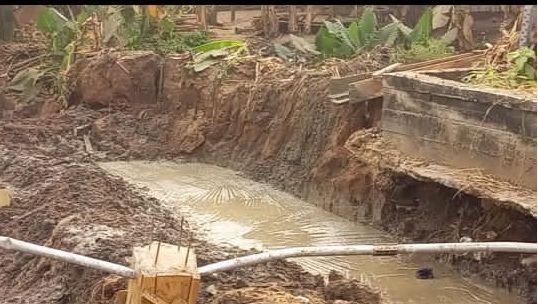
[304,5,313,34]
[0,5,14,42]
[261,5,279,38]
[208,5,218,26]
[197,6,208,30]
[288,5,298,34]
[230,6,236,22]
[123,242,200,304]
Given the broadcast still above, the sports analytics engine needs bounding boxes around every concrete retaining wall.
[381,71,537,190]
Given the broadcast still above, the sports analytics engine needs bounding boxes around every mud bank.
[1,50,535,303]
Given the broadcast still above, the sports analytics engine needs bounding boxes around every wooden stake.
[184,232,193,268]
[153,241,162,266]
[177,217,184,251]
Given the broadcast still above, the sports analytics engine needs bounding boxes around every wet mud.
[0,49,535,304]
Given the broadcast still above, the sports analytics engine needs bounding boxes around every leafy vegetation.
[315,6,456,62]
[5,5,214,106]
[463,47,537,92]
[315,7,399,59]
[390,39,455,64]
[186,39,247,72]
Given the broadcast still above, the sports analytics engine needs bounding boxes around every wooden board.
[126,242,200,304]
[348,52,485,104]
[329,73,371,96]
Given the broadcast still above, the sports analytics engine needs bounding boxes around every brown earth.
[0,48,536,304]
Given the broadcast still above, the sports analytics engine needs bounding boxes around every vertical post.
[208,5,218,26]
[304,5,313,34]
[261,5,279,38]
[0,5,14,42]
[197,6,208,30]
[230,6,236,22]
[288,6,298,34]
[519,5,536,47]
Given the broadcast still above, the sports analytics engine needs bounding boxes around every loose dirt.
[0,40,535,304]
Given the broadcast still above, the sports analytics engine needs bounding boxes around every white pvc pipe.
[0,236,136,278]
[198,242,537,275]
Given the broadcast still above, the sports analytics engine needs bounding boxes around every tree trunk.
[0,5,14,42]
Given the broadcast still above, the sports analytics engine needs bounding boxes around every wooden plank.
[383,87,537,139]
[394,52,482,72]
[329,73,371,96]
[381,109,537,189]
[409,54,484,72]
[115,290,128,304]
[348,53,485,104]
[349,78,383,103]
[126,242,200,304]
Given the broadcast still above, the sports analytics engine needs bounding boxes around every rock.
[205,284,218,296]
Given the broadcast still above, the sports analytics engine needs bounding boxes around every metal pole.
[0,236,136,278]
[198,242,537,275]
[519,5,536,48]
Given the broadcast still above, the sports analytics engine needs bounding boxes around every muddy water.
[99,161,515,304]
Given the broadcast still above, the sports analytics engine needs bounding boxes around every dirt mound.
[68,51,161,108]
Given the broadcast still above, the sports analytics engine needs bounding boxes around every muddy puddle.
[99,161,516,304]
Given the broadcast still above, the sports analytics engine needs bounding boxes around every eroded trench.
[1,50,536,304]
[99,161,516,303]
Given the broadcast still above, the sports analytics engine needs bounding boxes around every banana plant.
[315,6,400,58]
